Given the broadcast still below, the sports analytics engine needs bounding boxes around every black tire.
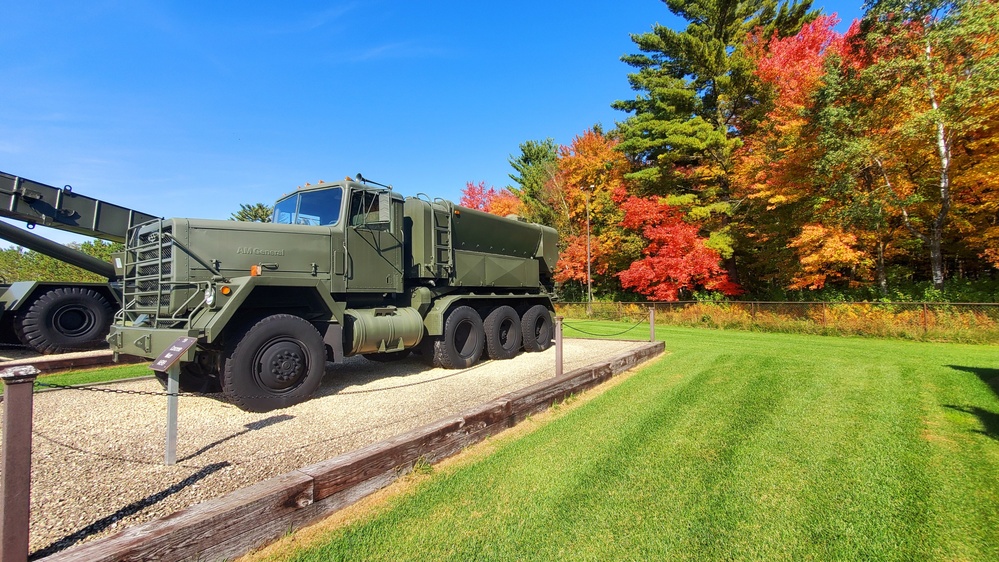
[222,314,326,412]
[483,306,522,360]
[13,287,113,354]
[363,349,412,362]
[521,304,554,352]
[432,305,485,369]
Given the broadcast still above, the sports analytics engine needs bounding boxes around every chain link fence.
[555,301,999,344]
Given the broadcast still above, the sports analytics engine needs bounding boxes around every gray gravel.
[2,338,645,557]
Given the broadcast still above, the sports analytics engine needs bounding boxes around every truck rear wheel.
[14,287,113,354]
[484,306,522,360]
[521,304,553,352]
[222,314,326,412]
[433,305,484,369]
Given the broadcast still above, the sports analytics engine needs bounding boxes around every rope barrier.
[562,318,646,337]
[31,359,496,399]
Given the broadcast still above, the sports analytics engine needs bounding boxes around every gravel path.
[4,338,645,558]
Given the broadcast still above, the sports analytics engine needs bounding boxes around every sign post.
[164,366,180,466]
[150,337,198,466]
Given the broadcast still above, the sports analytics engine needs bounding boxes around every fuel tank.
[344,306,424,355]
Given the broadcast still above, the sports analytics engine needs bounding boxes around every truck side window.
[349,191,385,228]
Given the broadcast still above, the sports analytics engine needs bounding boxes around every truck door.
[344,189,404,292]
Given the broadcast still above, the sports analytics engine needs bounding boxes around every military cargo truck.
[108,175,558,412]
[0,171,158,353]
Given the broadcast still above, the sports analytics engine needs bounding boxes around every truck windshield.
[273,187,343,226]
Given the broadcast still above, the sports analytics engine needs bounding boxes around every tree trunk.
[929,233,944,290]
[876,241,888,297]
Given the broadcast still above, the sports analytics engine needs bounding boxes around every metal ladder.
[432,199,454,279]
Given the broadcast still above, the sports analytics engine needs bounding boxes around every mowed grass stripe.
[261,327,999,562]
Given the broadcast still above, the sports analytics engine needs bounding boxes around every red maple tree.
[459,181,523,216]
[617,196,741,301]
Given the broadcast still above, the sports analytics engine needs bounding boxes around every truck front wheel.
[433,305,485,369]
[222,314,326,412]
[14,287,113,354]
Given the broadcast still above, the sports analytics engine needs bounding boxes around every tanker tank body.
[402,197,557,291]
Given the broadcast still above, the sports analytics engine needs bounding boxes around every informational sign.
[150,336,198,373]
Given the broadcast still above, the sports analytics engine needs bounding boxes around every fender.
[199,276,345,341]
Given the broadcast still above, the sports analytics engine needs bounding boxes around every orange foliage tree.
[459,181,523,216]
[543,129,641,299]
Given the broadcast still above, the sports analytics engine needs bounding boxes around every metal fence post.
[555,316,564,378]
[1,365,39,562]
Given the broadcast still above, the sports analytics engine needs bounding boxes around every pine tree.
[230,203,273,223]
[613,0,816,271]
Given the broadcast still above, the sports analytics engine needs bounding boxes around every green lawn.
[268,327,999,561]
[0,362,151,395]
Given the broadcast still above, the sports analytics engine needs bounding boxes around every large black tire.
[432,305,485,369]
[521,304,554,352]
[483,306,522,360]
[13,287,113,354]
[222,314,326,412]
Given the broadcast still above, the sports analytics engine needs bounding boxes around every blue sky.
[1,1,863,245]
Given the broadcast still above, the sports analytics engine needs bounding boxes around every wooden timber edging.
[39,340,665,562]
[0,351,142,374]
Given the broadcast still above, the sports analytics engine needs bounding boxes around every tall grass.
[557,301,999,344]
[259,328,999,561]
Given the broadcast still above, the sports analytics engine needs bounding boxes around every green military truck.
[108,175,559,412]
[0,171,158,354]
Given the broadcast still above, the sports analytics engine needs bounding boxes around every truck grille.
[120,220,190,327]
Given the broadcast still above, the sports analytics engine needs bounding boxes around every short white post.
[555,315,564,378]
[649,305,656,342]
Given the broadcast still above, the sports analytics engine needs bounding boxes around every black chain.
[33,381,223,398]
[562,318,646,337]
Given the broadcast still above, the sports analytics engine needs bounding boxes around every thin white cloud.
[262,3,359,35]
[344,41,447,62]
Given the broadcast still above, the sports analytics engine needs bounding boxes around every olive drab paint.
[108,176,559,412]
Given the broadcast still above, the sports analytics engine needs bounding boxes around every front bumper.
[108,325,202,362]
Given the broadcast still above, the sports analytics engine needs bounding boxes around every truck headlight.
[204,286,216,307]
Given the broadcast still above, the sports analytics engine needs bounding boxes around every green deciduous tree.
[0,239,122,283]
[815,0,999,290]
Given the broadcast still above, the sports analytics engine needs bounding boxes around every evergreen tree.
[613,0,815,266]
[230,203,273,223]
[507,138,559,226]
